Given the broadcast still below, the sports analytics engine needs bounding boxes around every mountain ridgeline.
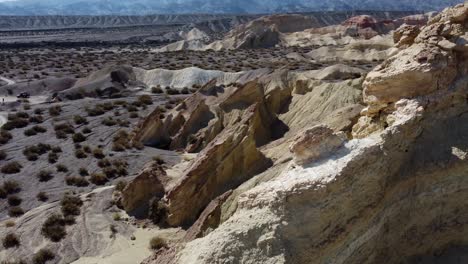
[0,0,464,15]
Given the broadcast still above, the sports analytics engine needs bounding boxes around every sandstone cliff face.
[142,4,468,264]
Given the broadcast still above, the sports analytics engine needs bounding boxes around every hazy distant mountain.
[0,0,464,15]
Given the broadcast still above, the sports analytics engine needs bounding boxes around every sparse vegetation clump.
[115,180,127,192]
[82,127,92,134]
[3,112,30,131]
[60,194,83,217]
[138,95,153,105]
[73,115,88,125]
[8,206,24,217]
[75,148,88,159]
[79,168,89,176]
[112,130,132,151]
[23,143,51,161]
[1,161,22,174]
[0,129,13,144]
[92,147,105,159]
[72,132,86,143]
[54,122,74,139]
[48,152,59,163]
[149,236,167,250]
[2,233,20,248]
[3,180,21,194]
[33,248,55,264]
[7,195,22,206]
[48,105,62,116]
[37,170,54,182]
[37,192,48,202]
[0,149,7,160]
[151,86,163,94]
[90,172,108,185]
[56,164,69,173]
[65,176,89,187]
[102,117,117,126]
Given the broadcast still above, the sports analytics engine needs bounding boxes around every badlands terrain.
[1,3,468,264]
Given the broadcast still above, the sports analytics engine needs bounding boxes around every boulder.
[290,125,346,165]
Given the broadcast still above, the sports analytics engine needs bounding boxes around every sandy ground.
[0,76,15,86]
[0,111,6,127]
[70,228,154,264]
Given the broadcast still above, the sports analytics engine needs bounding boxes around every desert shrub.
[7,195,22,206]
[48,152,59,164]
[0,130,12,144]
[90,173,108,185]
[1,162,22,174]
[54,123,74,139]
[3,117,29,131]
[118,119,130,127]
[181,87,190,94]
[37,170,53,182]
[33,248,55,264]
[132,141,144,150]
[37,192,48,202]
[73,115,87,125]
[8,207,24,217]
[151,86,163,94]
[2,233,20,248]
[0,188,6,199]
[82,127,92,134]
[51,146,62,153]
[29,115,44,124]
[112,131,132,151]
[102,117,117,126]
[138,95,153,105]
[72,133,86,143]
[3,180,20,194]
[125,105,138,112]
[113,213,121,221]
[24,128,37,136]
[56,164,68,173]
[149,236,167,250]
[86,105,105,116]
[0,150,7,160]
[65,176,89,187]
[75,149,87,159]
[97,158,111,168]
[5,221,15,228]
[79,168,89,176]
[82,145,91,153]
[60,195,83,217]
[34,108,43,115]
[23,143,51,160]
[92,148,105,159]
[48,105,62,116]
[153,156,165,165]
[129,112,139,118]
[33,125,47,133]
[115,180,127,192]
[41,214,66,242]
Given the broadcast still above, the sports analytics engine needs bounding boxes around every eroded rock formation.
[141,3,468,264]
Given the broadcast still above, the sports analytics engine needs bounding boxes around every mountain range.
[0,0,465,15]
